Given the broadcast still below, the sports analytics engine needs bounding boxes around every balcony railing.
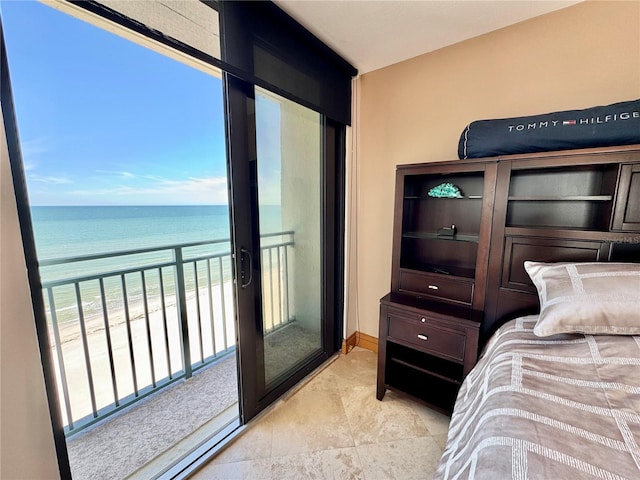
[40,231,294,435]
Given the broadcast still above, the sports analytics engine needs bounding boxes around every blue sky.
[1,0,231,206]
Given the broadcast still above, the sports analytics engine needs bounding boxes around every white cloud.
[67,175,229,205]
[20,137,51,158]
[95,170,137,178]
[29,174,73,185]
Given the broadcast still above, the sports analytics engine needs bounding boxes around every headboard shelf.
[507,195,612,201]
[504,227,640,242]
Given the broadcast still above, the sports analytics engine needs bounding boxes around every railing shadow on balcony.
[40,231,294,436]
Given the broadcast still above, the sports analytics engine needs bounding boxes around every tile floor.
[191,347,450,479]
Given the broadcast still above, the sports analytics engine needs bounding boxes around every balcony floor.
[67,353,239,480]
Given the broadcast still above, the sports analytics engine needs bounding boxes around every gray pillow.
[524,261,640,337]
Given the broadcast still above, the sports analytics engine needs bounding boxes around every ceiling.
[274,0,583,74]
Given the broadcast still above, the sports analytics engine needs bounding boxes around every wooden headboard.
[481,145,640,339]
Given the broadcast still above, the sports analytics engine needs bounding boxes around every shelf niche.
[400,171,484,281]
[506,164,618,231]
[400,237,478,279]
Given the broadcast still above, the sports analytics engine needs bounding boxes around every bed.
[434,261,640,479]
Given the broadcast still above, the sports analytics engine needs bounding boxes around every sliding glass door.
[226,77,339,422]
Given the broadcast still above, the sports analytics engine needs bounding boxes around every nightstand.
[376,293,481,414]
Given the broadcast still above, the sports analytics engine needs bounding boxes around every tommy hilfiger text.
[507,111,639,132]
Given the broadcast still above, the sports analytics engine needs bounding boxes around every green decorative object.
[428,182,463,198]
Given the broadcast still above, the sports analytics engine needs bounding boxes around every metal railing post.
[173,246,192,379]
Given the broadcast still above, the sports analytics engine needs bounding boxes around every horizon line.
[29,204,283,208]
[30,204,229,207]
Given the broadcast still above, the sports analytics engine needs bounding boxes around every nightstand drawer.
[387,314,466,362]
[398,270,474,305]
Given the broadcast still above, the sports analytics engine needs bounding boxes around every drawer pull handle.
[417,334,429,341]
[421,317,426,323]
[428,285,439,290]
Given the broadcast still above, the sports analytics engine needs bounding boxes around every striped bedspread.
[434,316,640,480]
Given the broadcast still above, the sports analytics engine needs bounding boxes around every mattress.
[434,316,640,479]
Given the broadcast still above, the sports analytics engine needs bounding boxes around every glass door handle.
[240,247,253,288]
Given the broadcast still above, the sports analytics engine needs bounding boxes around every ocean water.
[32,205,234,262]
[31,205,281,323]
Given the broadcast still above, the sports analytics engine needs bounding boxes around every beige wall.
[1,111,60,477]
[350,0,640,338]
